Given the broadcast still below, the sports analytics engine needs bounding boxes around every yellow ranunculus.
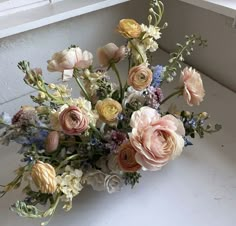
[117,19,142,39]
[95,98,122,124]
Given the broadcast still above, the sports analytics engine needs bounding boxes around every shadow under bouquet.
[0,0,221,225]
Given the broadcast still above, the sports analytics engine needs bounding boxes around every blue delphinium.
[151,65,165,87]
[15,129,48,150]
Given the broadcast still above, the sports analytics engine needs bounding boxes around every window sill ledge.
[179,0,236,18]
[0,0,129,39]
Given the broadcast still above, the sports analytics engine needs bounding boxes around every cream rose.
[117,19,142,39]
[47,47,93,72]
[59,106,89,135]
[180,67,205,106]
[95,98,122,124]
[128,64,153,91]
[129,106,185,171]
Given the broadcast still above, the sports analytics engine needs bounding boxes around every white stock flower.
[141,24,161,40]
[56,166,83,207]
[105,175,123,194]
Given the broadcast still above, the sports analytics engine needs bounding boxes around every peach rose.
[59,106,89,135]
[117,19,142,38]
[95,98,122,124]
[129,106,185,171]
[128,64,153,91]
[47,47,93,72]
[97,43,126,67]
[180,67,205,106]
[117,141,141,172]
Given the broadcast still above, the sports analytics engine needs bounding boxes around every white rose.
[105,175,123,194]
[123,87,145,108]
[47,47,93,72]
[84,170,106,191]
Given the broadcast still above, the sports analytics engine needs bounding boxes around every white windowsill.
[179,0,236,18]
[0,0,129,39]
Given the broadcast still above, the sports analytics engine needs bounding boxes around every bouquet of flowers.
[0,0,221,225]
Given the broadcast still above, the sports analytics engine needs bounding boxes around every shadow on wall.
[157,0,236,92]
[129,0,236,92]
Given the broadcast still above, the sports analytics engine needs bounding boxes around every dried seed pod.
[45,131,60,153]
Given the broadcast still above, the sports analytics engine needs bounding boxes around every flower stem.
[56,154,80,171]
[89,123,103,138]
[160,89,182,105]
[73,72,90,101]
[111,63,123,101]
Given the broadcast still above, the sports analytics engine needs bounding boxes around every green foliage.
[123,172,142,188]
[163,34,207,82]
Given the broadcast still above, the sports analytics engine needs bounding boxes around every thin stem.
[111,63,123,101]
[73,73,90,101]
[160,89,182,105]
[89,123,103,138]
[129,40,145,63]
[56,154,80,171]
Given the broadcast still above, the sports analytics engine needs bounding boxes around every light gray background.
[0,0,235,225]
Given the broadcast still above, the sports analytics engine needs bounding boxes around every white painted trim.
[179,0,236,18]
[0,0,130,39]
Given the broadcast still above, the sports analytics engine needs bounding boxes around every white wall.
[157,0,236,92]
[0,1,134,111]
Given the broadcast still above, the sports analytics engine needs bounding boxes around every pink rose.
[128,64,153,91]
[59,106,89,135]
[47,47,93,72]
[180,67,205,106]
[129,106,185,171]
[97,43,126,67]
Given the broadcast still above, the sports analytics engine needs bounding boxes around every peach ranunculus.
[117,19,142,39]
[97,43,127,67]
[47,47,93,72]
[117,141,141,172]
[128,64,153,91]
[180,67,205,106]
[59,106,89,135]
[95,98,122,124]
[129,106,185,171]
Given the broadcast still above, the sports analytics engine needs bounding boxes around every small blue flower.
[183,137,193,147]
[151,65,164,87]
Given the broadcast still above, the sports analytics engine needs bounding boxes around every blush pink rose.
[47,47,93,72]
[129,106,185,171]
[97,43,126,67]
[59,106,89,135]
[180,67,205,106]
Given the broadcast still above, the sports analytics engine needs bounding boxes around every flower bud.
[48,83,56,89]
[31,161,57,194]
[45,131,60,153]
[38,92,46,100]
[199,112,208,119]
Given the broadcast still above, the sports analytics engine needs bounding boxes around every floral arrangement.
[0,1,221,225]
